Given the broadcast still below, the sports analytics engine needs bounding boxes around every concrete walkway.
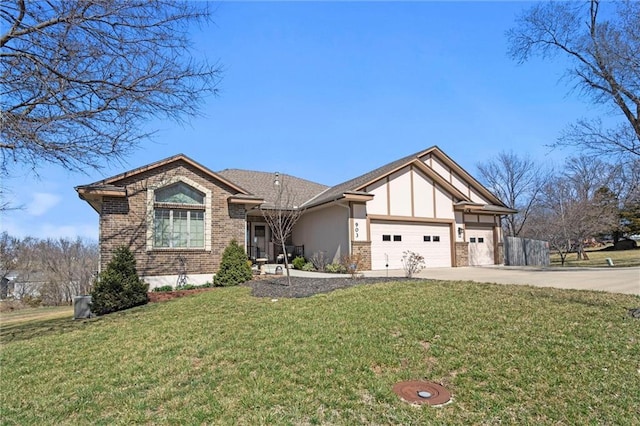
[364,265,640,295]
[270,263,640,295]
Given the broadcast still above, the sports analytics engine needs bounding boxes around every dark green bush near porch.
[214,240,253,286]
[90,246,149,315]
[152,285,174,292]
[292,256,306,270]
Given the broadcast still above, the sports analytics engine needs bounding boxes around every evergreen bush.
[292,256,306,270]
[91,246,149,315]
[214,240,253,286]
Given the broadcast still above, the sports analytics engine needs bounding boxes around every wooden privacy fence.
[504,236,550,267]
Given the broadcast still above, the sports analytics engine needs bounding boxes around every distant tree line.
[0,233,98,305]
[477,152,640,264]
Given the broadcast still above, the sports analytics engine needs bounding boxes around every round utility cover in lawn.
[392,380,452,406]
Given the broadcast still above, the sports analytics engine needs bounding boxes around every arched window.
[153,182,205,248]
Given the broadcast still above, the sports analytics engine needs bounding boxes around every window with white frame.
[152,182,205,248]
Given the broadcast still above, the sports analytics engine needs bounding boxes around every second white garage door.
[466,227,495,266]
[370,221,452,270]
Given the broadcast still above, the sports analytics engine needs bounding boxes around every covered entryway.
[370,221,452,270]
[466,227,494,266]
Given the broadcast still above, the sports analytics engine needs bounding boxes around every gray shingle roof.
[217,169,329,206]
[303,147,436,207]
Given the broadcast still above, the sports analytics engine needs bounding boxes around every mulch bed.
[148,275,415,302]
[242,276,411,298]
[147,288,216,303]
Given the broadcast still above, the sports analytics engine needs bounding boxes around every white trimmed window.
[152,182,206,248]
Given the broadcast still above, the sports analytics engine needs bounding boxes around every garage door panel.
[370,222,451,269]
[467,227,494,266]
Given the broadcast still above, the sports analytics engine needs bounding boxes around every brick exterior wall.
[352,241,372,271]
[99,160,246,277]
[455,242,469,267]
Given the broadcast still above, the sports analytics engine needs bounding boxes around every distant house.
[76,146,515,288]
[0,270,46,300]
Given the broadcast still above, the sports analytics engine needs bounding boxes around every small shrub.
[301,262,316,271]
[214,240,253,286]
[152,285,173,292]
[341,253,364,279]
[179,284,196,290]
[310,251,329,271]
[22,295,43,308]
[402,250,425,278]
[292,256,306,270]
[325,263,346,274]
[91,246,149,316]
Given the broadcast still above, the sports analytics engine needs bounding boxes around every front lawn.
[550,247,640,267]
[1,281,639,424]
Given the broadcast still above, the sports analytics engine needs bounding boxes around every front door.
[251,223,268,260]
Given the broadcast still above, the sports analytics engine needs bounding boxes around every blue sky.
[1,1,601,241]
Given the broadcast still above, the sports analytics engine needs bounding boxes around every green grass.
[1,281,639,425]
[550,246,640,267]
[0,305,73,325]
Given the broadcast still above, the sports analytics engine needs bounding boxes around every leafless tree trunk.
[477,151,549,237]
[0,233,98,304]
[260,174,304,286]
[524,156,619,264]
[507,0,640,160]
[0,0,220,181]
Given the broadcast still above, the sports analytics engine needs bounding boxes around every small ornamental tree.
[214,240,252,286]
[91,246,149,315]
[402,251,425,278]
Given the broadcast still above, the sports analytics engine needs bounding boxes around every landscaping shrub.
[325,263,346,273]
[301,262,316,271]
[214,240,253,286]
[402,250,425,278]
[152,285,174,292]
[310,251,329,271]
[292,256,306,270]
[341,253,364,278]
[91,246,149,315]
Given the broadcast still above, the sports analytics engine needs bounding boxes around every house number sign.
[354,222,359,238]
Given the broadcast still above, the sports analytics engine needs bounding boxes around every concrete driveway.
[363,266,640,295]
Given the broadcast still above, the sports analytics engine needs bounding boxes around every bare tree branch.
[0,0,221,179]
[477,151,549,237]
[507,0,640,160]
[259,174,305,286]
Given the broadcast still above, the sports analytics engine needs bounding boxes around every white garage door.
[370,221,452,270]
[467,227,494,266]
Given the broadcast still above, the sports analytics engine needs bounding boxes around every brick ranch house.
[76,146,515,288]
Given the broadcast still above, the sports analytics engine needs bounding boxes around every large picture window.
[152,182,205,248]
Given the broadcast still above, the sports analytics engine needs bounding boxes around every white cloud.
[26,192,62,216]
[40,224,98,241]
[0,216,98,242]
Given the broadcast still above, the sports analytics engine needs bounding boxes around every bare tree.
[0,232,19,296]
[260,173,304,286]
[525,156,619,264]
[0,0,220,177]
[0,234,98,304]
[477,151,548,237]
[507,0,640,160]
[40,237,99,304]
[605,159,640,244]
